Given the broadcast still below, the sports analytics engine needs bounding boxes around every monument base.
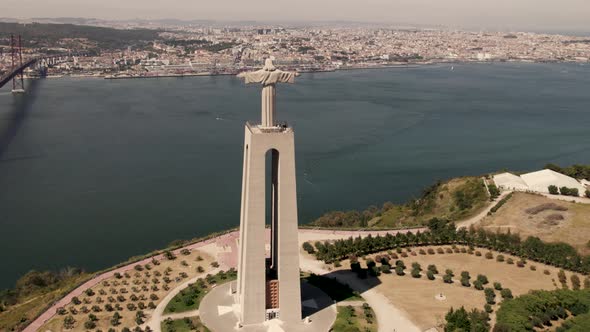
[200,281,336,332]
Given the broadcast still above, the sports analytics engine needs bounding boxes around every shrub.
[411,268,421,278]
[437,248,444,254]
[443,274,453,283]
[484,304,493,313]
[488,184,500,200]
[558,270,567,284]
[461,277,471,287]
[211,261,220,268]
[401,252,408,258]
[63,315,76,329]
[586,189,590,198]
[474,280,483,290]
[427,264,438,274]
[446,247,453,254]
[180,248,190,255]
[427,270,435,280]
[380,264,391,274]
[477,275,489,285]
[548,185,559,195]
[419,249,426,255]
[571,275,581,290]
[484,288,496,304]
[506,258,514,265]
[302,242,315,254]
[584,277,590,289]
[163,251,176,260]
[496,254,505,262]
[516,260,525,268]
[494,282,502,290]
[544,269,550,275]
[530,265,537,271]
[475,251,482,257]
[395,266,405,276]
[500,288,513,299]
[427,248,435,255]
[460,247,467,253]
[485,252,493,259]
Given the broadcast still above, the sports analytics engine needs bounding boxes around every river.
[0,62,589,288]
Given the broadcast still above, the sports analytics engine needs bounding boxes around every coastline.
[23,59,588,81]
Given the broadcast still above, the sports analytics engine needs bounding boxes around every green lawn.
[332,305,377,332]
[164,269,236,314]
[161,316,210,332]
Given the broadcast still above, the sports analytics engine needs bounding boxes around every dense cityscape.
[1,20,590,79]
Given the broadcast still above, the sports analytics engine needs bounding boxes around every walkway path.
[161,309,200,320]
[143,268,220,332]
[299,252,421,332]
[455,190,513,229]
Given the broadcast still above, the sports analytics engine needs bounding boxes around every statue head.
[263,58,276,72]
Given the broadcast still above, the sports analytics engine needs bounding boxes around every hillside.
[0,22,161,50]
[310,176,490,229]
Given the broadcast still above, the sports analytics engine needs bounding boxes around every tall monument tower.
[236,59,302,325]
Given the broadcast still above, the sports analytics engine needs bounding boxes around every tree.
[427,264,438,274]
[302,242,315,254]
[500,288,513,299]
[395,266,405,276]
[445,307,489,332]
[445,307,470,332]
[63,315,76,329]
[84,320,96,330]
[571,275,581,290]
[443,274,453,284]
[427,270,435,280]
[476,275,489,285]
[484,288,496,304]
[548,185,559,195]
[474,280,483,290]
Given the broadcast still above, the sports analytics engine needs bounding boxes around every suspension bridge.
[0,34,81,93]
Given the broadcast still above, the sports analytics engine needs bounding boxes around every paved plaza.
[199,281,336,332]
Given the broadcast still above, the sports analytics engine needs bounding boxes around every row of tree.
[306,218,590,274]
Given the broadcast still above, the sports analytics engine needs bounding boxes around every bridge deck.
[0,58,37,89]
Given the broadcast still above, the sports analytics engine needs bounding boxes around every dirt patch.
[525,203,568,215]
[479,193,590,255]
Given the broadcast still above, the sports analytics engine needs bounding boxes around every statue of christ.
[237,58,298,127]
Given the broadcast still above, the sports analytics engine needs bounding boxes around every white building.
[493,169,587,194]
[520,169,587,194]
[493,172,529,191]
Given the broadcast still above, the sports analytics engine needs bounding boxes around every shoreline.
[21,59,588,81]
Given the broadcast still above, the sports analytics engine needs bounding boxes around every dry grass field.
[377,274,487,331]
[479,192,590,255]
[338,245,585,331]
[40,249,213,331]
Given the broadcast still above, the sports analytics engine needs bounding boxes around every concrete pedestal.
[237,123,302,325]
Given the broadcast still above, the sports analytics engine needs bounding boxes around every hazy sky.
[3,0,590,31]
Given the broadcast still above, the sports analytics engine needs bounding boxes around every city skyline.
[2,0,590,32]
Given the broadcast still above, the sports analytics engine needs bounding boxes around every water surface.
[1,62,589,288]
